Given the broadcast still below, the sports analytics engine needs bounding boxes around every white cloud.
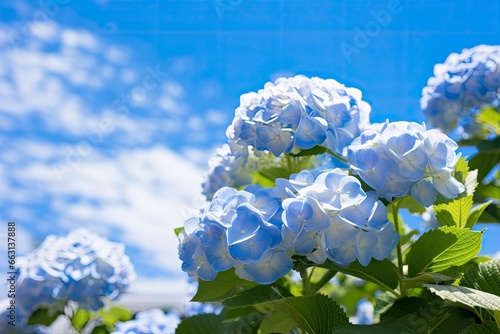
[61,29,100,51]
[187,116,204,131]
[9,144,204,276]
[118,278,192,312]
[105,46,129,64]
[206,108,230,125]
[0,8,221,306]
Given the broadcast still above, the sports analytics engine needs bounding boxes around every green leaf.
[221,284,348,333]
[407,226,483,277]
[259,294,349,334]
[290,145,327,157]
[27,307,63,326]
[480,134,500,153]
[333,298,476,333]
[477,107,500,135]
[220,311,264,334]
[251,171,275,188]
[475,136,500,154]
[465,201,493,228]
[402,272,461,289]
[434,195,473,227]
[98,306,133,331]
[455,157,471,185]
[320,258,400,291]
[192,269,257,302]
[399,196,427,214]
[176,314,223,334]
[478,202,500,223]
[257,167,290,182]
[475,184,500,200]
[373,291,396,323]
[432,159,477,227]
[469,152,500,183]
[222,284,292,309]
[72,308,92,332]
[460,259,500,297]
[425,284,500,311]
[259,312,298,334]
[174,227,184,237]
[91,325,109,334]
[460,321,500,334]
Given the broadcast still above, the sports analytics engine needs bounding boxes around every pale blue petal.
[326,237,357,266]
[304,197,330,230]
[278,101,303,126]
[400,147,428,181]
[355,148,379,170]
[261,222,282,248]
[432,172,465,198]
[197,255,217,281]
[411,179,438,207]
[386,133,416,154]
[243,250,293,284]
[294,229,320,254]
[372,223,399,260]
[205,243,235,272]
[227,204,262,245]
[294,116,327,149]
[355,232,378,266]
[324,217,359,249]
[251,188,280,221]
[229,230,272,264]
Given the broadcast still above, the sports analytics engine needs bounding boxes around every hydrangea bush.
[177,70,500,333]
[420,44,500,139]
[1,229,136,333]
[112,309,181,334]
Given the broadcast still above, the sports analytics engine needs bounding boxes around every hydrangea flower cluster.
[178,186,289,284]
[226,75,371,157]
[348,121,465,207]
[5,228,136,327]
[178,168,399,284]
[112,309,181,334]
[420,44,500,138]
[277,168,399,267]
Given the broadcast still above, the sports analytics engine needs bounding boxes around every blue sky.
[0,0,499,305]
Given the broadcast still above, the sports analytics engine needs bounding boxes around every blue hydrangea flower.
[179,186,290,284]
[420,44,500,139]
[0,229,136,329]
[112,309,181,334]
[348,121,465,206]
[227,75,372,156]
[352,299,374,325]
[181,168,399,283]
[279,169,399,267]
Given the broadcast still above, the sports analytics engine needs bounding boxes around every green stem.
[310,270,337,295]
[392,199,406,297]
[285,153,294,175]
[493,309,500,332]
[300,267,319,297]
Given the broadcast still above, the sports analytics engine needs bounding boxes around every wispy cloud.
[0,6,216,303]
